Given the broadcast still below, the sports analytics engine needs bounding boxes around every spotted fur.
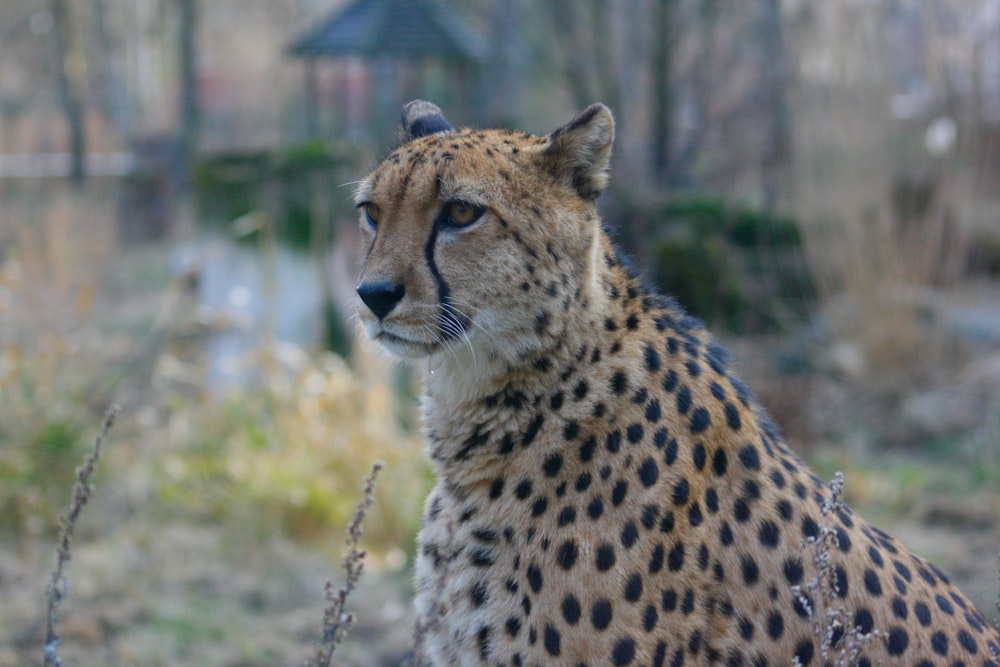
[354,101,1000,666]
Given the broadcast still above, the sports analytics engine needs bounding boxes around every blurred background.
[1,0,999,664]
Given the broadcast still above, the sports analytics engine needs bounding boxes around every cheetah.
[353,100,1000,666]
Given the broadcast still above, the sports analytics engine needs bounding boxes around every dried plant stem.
[791,472,879,667]
[43,404,119,667]
[310,461,384,667]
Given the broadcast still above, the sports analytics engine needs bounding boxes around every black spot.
[705,488,719,514]
[649,544,664,573]
[737,444,761,470]
[741,556,760,585]
[557,540,578,570]
[672,479,690,506]
[766,611,784,640]
[611,480,628,506]
[624,573,643,602]
[611,370,629,395]
[893,560,911,581]
[641,504,660,529]
[638,458,659,486]
[668,543,685,572]
[596,543,616,571]
[931,630,948,655]
[835,527,852,552]
[471,580,488,607]
[660,512,676,534]
[739,616,755,640]
[759,521,780,548]
[784,558,804,585]
[936,593,955,616]
[801,516,819,539]
[915,601,932,625]
[688,503,703,526]
[692,443,707,470]
[522,414,544,448]
[573,380,588,400]
[620,521,639,549]
[643,605,659,632]
[834,565,849,598]
[957,628,977,653]
[712,448,728,476]
[664,438,678,465]
[645,400,662,423]
[591,599,613,630]
[579,436,596,461]
[886,627,909,656]
[557,505,576,526]
[733,499,751,523]
[793,639,814,666]
[724,403,742,430]
[505,616,521,638]
[686,360,701,377]
[777,498,793,520]
[526,564,543,592]
[575,472,593,492]
[470,547,495,567]
[544,624,561,656]
[661,588,677,612]
[562,594,581,625]
[720,523,734,545]
[676,386,692,414]
[681,589,695,614]
[515,479,532,499]
[588,497,605,520]
[606,430,622,453]
[612,637,636,665]
[662,369,678,392]
[645,346,662,372]
[489,478,504,499]
[543,453,564,477]
[891,596,907,619]
[562,420,579,440]
[690,407,711,433]
[626,423,644,443]
[854,608,874,634]
[863,569,882,596]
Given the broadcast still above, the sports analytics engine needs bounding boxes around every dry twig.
[791,471,880,667]
[308,461,384,667]
[43,404,119,667]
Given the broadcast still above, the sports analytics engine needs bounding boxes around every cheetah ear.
[399,100,454,142]
[543,103,615,201]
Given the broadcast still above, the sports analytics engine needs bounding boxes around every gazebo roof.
[288,0,487,61]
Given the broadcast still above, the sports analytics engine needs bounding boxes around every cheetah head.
[354,101,615,370]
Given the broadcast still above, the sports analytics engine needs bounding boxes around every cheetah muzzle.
[354,101,1000,666]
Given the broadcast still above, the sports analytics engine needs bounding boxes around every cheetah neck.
[419,230,650,484]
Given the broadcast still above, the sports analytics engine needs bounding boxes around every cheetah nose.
[357,281,405,320]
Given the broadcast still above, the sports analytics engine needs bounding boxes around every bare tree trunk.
[49,0,86,187]
[759,0,791,210]
[176,0,198,191]
[542,2,595,111]
[93,0,132,142]
[651,0,674,183]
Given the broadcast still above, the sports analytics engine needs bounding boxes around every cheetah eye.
[360,203,380,229]
[442,200,485,229]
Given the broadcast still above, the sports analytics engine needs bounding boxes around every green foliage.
[615,194,813,332]
[193,140,362,251]
[0,350,92,534]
